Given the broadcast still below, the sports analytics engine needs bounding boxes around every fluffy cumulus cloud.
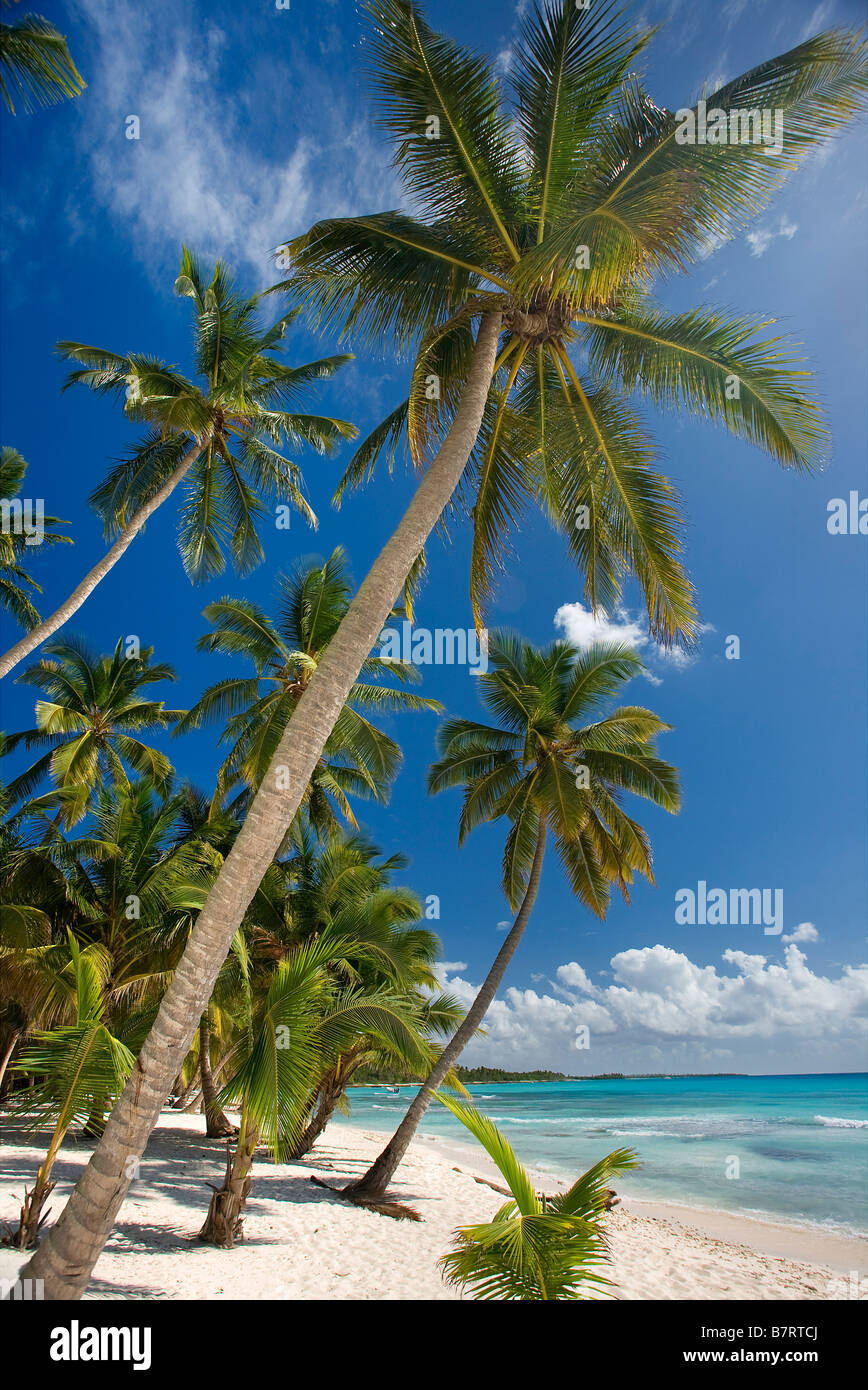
[553,601,711,682]
[782,922,820,944]
[71,0,400,283]
[436,942,868,1073]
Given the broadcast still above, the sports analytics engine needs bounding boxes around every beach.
[2,1112,864,1301]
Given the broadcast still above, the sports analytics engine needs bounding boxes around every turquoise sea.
[336,1073,868,1236]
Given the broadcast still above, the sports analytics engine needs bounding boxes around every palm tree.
[0,447,71,632]
[0,779,219,1123]
[24,2,868,1298]
[175,547,442,829]
[196,928,436,1247]
[1,933,134,1249]
[0,810,75,1095]
[0,2,85,114]
[275,830,463,1156]
[349,633,678,1199]
[0,248,357,679]
[2,637,183,827]
[436,1095,637,1300]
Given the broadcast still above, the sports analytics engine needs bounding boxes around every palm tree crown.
[283,0,867,639]
[3,638,183,824]
[176,547,442,828]
[60,247,358,585]
[430,633,679,912]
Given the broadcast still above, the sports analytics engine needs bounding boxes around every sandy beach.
[2,1112,864,1301]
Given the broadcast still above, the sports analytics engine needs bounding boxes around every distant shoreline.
[350,1070,867,1087]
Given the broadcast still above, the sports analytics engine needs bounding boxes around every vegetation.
[0,0,864,1303]
[0,448,71,631]
[0,250,357,679]
[455,1068,573,1084]
[436,1094,638,1300]
[0,2,85,114]
[348,633,678,1199]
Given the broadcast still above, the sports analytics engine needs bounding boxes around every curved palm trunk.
[347,822,547,1201]
[0,437,206,679]
[199,1014,235,1139]
[20,312,502,1299]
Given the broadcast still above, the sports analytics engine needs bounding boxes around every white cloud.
[436,941,868,1071]
[553,601,712,682]
[556,962,599,995]
[554,601,648,653]
[782,922,820,944]
[73,0,399,284]
[496,920,511,932]
[437,961,468,977]
[746,216,800,258]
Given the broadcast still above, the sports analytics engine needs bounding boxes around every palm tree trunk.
[19,311,502,1300]
[172,1068,199,1109]
[287,1075,340,1159]
[197,1117,259,1249]
[0,1029,21,1098]
[199,1014,235,1138]
[0,436,206,679]
[347,821,547,1200]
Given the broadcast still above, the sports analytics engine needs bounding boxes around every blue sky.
[1,0,866,1075]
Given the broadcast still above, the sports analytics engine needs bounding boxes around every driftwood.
[309,1174,422,1222]
[471,1173,620,1209]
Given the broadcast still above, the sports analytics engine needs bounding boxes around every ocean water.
[335,1073,868,1236]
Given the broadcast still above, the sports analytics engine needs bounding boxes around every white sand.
[1,1112,865,1300]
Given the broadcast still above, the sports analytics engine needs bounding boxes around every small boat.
[386,1085,400,1093]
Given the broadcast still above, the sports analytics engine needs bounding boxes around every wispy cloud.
[800,2,836,44]
[72,0,399,285]
[746,216,800,258]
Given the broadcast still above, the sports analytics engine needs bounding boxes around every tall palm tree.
[0,2,85,114]
[348,633,678,1198]
[0,249,357,678]
[175,547,441,829]
[0,447,71,632]
[2,638,182,827]
[24,2,868,1298]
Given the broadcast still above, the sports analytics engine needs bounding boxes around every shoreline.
[339,1120,868,1276]
[2,1112,864,1300]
